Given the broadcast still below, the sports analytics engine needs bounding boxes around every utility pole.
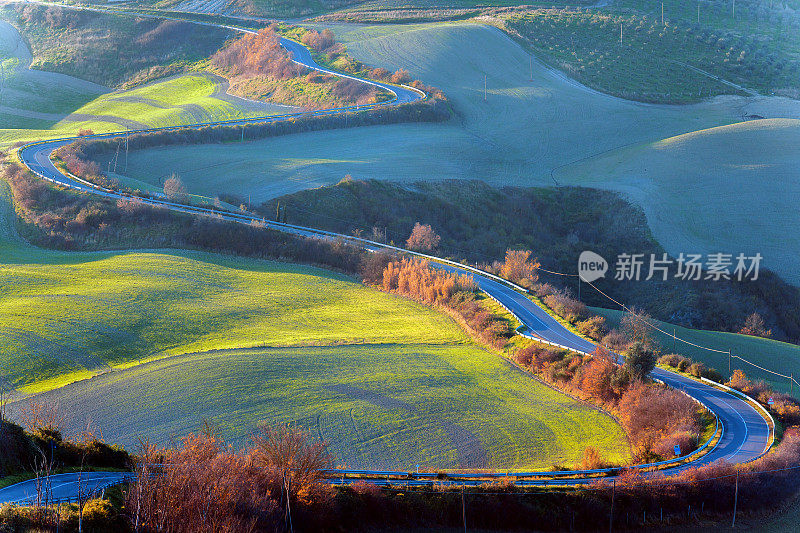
[620,23,623,45]
[728,349,732,376]
[0,62,5,107]
[529,57,533,81]
[697,2,700,23]
[609,478,616,533]
[731,468,739,528]
[732,0,735,18]
[125,127,129,172]
[461,487,467,533]
[661,2,664,25]
[484,74,487,101]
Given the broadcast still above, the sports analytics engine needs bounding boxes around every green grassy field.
[506,6,799,103]
[594,307,800,396]
[0,17,289,147]
[54,72,287,132]
[12,343,630,469]
[113,20,746,199]
[0,181,461,393]
[0,179,629,469]
[556,118,800,285]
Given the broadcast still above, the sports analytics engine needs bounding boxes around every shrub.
[704,367,724,383]
[688,362,706,378]
[163,175,187,202]
[405,222,440,251]
[499,249,540,289]
[575,446,604,470]
[211,26,301,79]
[575,315,607,340]
[543,290,586,323]
[739,312,772,338]
[390,68,411,84]
[601,328,628,352]
[623,341,657,381]
[618,382,700,460]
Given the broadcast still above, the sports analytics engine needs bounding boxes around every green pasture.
[13,344,630,470]
[557,118,800,285]
[0,179,630,468]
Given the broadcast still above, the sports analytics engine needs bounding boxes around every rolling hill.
[557,119,800,285]
[0,179,629,469]
[109,21,800,285]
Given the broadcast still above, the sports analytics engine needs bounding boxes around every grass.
[0,71,289,148]
[594,307,800,396]
[555,118,800,286]
[111,21,800,289]
[506,7,798,103]
[757,490,800,532]
[0,13,288,148]
[2,3,232,88]
[13,344,630,470]
[55,73,285,131]
[117,19,747,201]
[0,178,630,470]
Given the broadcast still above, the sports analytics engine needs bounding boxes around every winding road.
[2,8,771,501]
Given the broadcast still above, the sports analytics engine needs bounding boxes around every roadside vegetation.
[255,178,800,344]
[0,161,629,470]
[210,25,393,108]
[372,254,706,463]
[598,307,800,396]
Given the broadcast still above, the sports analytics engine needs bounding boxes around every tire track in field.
[325,383,488,468]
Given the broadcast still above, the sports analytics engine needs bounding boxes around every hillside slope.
[114,21,800,286]
[557,119,800,285]
[0,179,629,469]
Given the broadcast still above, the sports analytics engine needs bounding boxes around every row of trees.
[71,92,448,175]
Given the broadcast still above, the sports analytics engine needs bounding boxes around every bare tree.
[76,452,91,533]
[251,422,333,486]
[163,174,188,202]
[19,399,65,435]
[32,446,55,528]
[406,222,440,252]
[620,307,657,349]
[739,312,772,338]
[371,226,385,243]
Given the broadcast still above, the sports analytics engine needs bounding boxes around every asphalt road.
[0,472,133,505]
[6,10,771,499]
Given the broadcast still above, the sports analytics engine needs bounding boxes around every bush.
[688,362,706,378]
[704,367,724,383]
[543,290,586,323]
[618,382,701,460]
[575,446,604,470]
[575,315,607,340]
[623,341,657,381]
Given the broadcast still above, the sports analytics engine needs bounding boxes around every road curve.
[0,472,134,505]
[9,10,770,496]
